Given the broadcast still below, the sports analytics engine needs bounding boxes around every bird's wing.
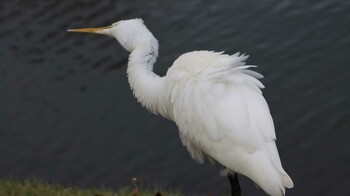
[169,51,279,166]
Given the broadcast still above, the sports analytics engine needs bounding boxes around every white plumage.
[168,51,293,195]
[68,18,293,196]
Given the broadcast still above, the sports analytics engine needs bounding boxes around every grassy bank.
[0,179,182,196]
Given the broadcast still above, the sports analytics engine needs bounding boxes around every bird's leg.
[228,173,241,196]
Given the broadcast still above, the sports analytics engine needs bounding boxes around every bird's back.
[165,51,293,196]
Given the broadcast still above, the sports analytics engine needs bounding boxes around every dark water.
[1,0,350,195]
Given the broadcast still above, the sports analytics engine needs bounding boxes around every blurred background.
[1,0,349,195]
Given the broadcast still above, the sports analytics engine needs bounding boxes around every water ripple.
[1,0,350,195]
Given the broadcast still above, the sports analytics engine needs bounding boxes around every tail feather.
[282,173,294,189]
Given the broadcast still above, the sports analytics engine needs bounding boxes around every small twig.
[131,177,138,191]
[131,177,139,196]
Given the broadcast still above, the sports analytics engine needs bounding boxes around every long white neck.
[126,37,171,119]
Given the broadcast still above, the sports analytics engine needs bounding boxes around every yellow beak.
[67,25,112,33]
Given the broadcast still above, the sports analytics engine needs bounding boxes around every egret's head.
[68,18,151,52]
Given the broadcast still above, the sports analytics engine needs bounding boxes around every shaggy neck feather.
[126,38,170,119]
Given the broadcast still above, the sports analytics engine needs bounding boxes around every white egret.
[68,18,293,196]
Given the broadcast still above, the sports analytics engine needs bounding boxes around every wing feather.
[168,51,277,152]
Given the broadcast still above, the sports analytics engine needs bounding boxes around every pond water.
[1,0,349,195]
